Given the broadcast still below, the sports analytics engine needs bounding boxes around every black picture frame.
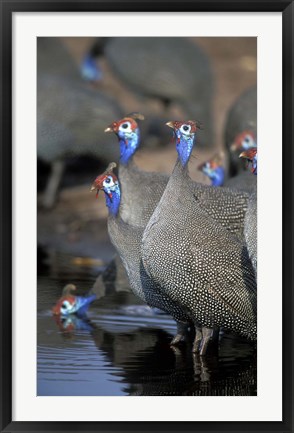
[0,1,293,432]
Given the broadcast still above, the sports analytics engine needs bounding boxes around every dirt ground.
[38,37,257,271]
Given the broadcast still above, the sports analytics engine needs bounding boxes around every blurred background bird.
[37,37,123,208]
[79,37,214,149]
[224,85,257,177]
[198,153,225,186]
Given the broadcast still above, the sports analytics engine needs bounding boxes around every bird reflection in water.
[51,313,256,396]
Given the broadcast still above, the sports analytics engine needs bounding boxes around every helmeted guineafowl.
[225,85,257,177]
[96,113,251,303]
[142,120,257,354]
[91,163,192,345]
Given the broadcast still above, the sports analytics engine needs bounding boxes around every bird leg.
[199,327,214,356]
[192,353,211,382]
[42,159,65,209]
[170,322,189,346]
[192,326,215,355]
[192,326,203,353]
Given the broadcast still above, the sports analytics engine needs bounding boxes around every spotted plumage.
[141,121,257,352]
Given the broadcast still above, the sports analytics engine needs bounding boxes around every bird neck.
[176,133,195,167]
[211,167,225,186]
[172,157,190,183]
[119,128,140,165]
[104,185,121,217]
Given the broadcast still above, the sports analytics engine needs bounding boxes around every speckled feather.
[107,214,190,324]
[120,159,249,242]
[244,187,257,275]
[142,160,257,340]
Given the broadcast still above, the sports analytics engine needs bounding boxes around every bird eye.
[180,124,191,134]
[244,136,250,143]
[103,177,115,188]
[119,121,132,132]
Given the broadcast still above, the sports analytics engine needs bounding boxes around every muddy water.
[37,275,257,396]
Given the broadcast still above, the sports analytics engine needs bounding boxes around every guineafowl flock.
[41,38,257,357]
[88,115,257,355]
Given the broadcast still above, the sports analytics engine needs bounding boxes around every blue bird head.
[52,284,96,316]
[199,154,225,186]
[105,113,144,165]
[239,148,258,175]
[166,120,198,166]
[91,162,121,216]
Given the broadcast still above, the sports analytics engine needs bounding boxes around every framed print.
[0,1,293,432]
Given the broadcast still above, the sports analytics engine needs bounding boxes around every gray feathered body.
[244,187,257,274]
[107,215,190,324]
[118,161,169,226]
[94,158,250,298]
[224,171,257,194]
[142,161,257,340]
[119,160,249,241]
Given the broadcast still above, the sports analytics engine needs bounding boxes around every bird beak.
[90,184,99,198]
[104,126,113,133]
[165,121,174,129]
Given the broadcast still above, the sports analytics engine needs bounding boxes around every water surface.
[37,275,257,396]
